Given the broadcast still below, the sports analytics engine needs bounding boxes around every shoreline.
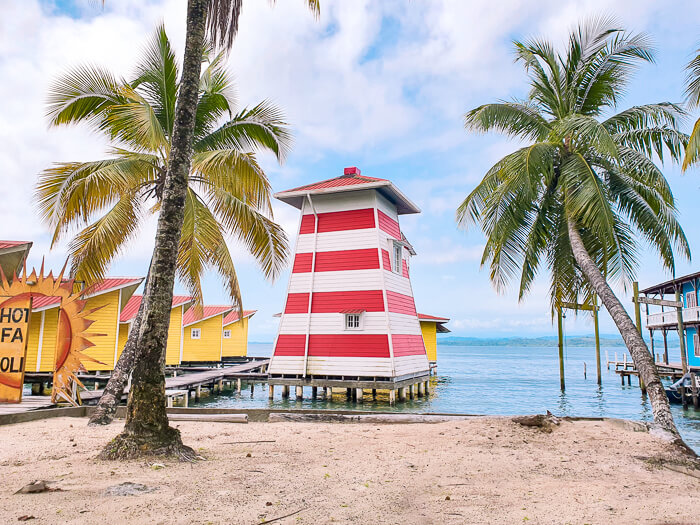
[1,415,698,524]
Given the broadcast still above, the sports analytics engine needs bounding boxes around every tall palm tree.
[81,0,317,459]
[457,18,690,439]
[682,46,700,170]
[37,25,291,431]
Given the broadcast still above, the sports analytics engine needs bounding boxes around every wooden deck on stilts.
[0,396,55,415]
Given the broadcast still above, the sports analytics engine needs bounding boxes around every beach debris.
[14,481,62,494]
[103,482,157,496]
[150,463,165,470]
[512,413,561,433]
[17,516,36,521]
[259,508,306,524]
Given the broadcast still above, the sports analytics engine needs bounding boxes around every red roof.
[32,296,61,310]
[183,305,234,327]
[84,277,143,297]
[120,294,192,323]
[0,240,32,250]
[282,168,387,193]
[223,309,257,325]
[274,166,421,215]
[417,313,450,322]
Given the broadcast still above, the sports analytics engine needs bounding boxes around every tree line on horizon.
[35,5,700,458]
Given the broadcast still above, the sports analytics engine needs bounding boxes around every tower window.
[191,328,201,339]
[393,242,402,273]
[223,329,231,339]
[345,313,361,330]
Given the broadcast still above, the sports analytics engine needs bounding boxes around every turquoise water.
[199,343,700,452]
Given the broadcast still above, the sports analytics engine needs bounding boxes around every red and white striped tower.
[268,167,430,401]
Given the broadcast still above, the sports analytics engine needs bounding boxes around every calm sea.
[199,343,700,452]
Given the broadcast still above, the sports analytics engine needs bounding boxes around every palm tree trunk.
[99,0,208,460]
[88,264,150,426]
[567,218,679,438]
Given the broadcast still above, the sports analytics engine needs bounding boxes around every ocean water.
[198,343,700,452]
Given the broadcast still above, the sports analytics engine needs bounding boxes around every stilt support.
[355,388,363,402]
[268,384,275,400]
[282,385,290,398]
[312,386,318,398]
[296,385,303,399]
[389,389,396,405]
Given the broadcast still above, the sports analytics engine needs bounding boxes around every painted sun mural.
[0,262,103,405]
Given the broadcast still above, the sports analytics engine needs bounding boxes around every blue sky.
[2,1,700,341]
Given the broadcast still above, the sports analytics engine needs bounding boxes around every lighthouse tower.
[268,167,430,401]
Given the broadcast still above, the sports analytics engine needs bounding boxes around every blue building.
[641,272,700,370]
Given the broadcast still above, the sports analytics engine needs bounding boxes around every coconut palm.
[682,46,700,170]
[37,26,289,306]
[457,18,690,439]
[68,0,318,459]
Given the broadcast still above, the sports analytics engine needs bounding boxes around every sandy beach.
[0,416,698,524]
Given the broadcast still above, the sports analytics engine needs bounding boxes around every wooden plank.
[636,296,683,308]
[268,413,471,424]
[558,301,597,312]
[168,413,248,423]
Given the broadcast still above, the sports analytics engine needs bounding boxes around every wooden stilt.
[424,380,430,394]
[237,378,242,392]
[183,393,188,408]
[268,384,275,400]
[389,389,396,405]
[663,330,669,364]
[282,385,290,398]
[691,372,699,409]
[217,378,223,393]
[408,384,415,399]
[167,396,173,408]
[31,383,40,395]
[355,388,363,402]
[398,387,406,401]
[324,387,330,398]
[417,382,424,397]
[312,386,318,398]
[372,389,377,398]
[195,385,201,401]
[593,294,602,386]
[250,382,255,395]
[296,385,303,399]
[346,388,352,399]
[557,306,565,391]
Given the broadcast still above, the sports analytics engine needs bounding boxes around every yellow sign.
[0,296,32,403]
[0,263,102,406]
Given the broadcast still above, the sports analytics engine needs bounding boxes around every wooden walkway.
[0,396,55,415]
[81,359,270,404]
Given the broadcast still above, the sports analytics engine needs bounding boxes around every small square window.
[393,243,402,273]
[223,329,231,339]
[345,313,361,330]
[191,328,201,339]
[686,292,698,308]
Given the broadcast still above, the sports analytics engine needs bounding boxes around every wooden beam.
[635,296,683,308]
[558,301,597,312]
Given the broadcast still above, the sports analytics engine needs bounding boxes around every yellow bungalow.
[117,294,192,366]
[0,240,32,278]
[181,305,234,363]
[25,277,143,372]
[221,310,256,358]
[417,313,450,364]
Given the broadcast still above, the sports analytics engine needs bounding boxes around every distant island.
[437,334,679,347]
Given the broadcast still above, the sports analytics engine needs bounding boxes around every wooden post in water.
[311,386,317,399]
[282,385,289,398]
[557,305,565,391]
[593,295,602,385]
[633,282,642,335]
[389,389,396,405]
[236,378,242,392]
[268,384,274,399]
[296,386,303,399]
[662,330,669,364]
[676,289,688,374]
[690,372,699,409]
[583,362,587,379]
[355,388,363,402]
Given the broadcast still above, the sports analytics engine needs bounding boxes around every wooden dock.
[80,359,270,405]
[0,396,55,416]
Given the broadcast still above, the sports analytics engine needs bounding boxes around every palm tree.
[71,0,317,459]
[457,18,690,439]
[37,25,291,431]
[682,46,700,170]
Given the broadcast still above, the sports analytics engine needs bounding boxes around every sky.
[1,0,700,342]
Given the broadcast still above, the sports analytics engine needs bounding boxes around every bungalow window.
[695,333,700,358]
[223,329,231,339]
[345,313,361,330]
[191,328,201,339]
[392,242,402,273]
[686,292,698,308]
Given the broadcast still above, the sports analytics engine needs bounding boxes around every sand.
[0,416,698,524]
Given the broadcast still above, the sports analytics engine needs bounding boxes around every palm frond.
[464,102,550,141]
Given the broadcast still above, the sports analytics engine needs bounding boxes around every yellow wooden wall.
[25,308,63,372]
[181,315,223,362]
[165,306,184,365]
[420,321,437,362]
[81,290,121,371]
[116,323,129,361]
[222,317,249,357]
